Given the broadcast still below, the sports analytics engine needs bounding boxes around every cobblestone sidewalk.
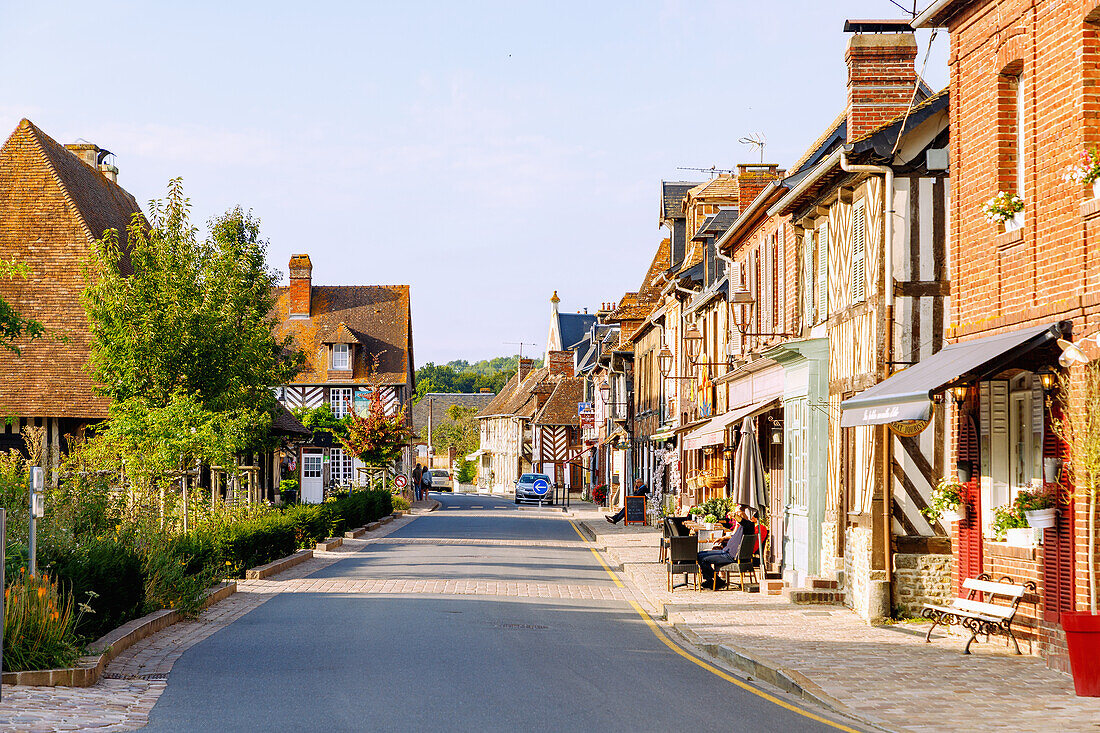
[568,503,1100,733]
[0,511,427,733]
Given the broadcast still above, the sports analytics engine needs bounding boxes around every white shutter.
[817,222,829,322]
[803,229,814,326]
[851,201,866,303]
[763,241,772,332]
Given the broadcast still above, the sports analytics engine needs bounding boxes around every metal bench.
[921,573,1037,654]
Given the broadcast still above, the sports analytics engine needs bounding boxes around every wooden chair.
[667,535,700,592]
[717,533,758,592]
[658,516,691,562]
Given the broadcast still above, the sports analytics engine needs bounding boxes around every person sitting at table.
[698,506,756,589]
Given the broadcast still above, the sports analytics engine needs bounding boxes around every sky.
[0,1,947,366]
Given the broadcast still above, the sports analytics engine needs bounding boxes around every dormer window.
[331,343,350,370]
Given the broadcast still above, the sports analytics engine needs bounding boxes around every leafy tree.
[427,404,479,459]
[340,390,415,466]
[82,179,303,450]
[291,404,349,442]
[0,257,45,353]
[413,354,540,402]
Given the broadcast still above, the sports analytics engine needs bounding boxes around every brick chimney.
[845,28,918,143]
[288,254,313,318]
[65,142,118,182]
[548,350,574,379]
[517,357,534,382]
[736,164,783,211]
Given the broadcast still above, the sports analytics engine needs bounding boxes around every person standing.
[421,468,433,498]
[413,463,423,502]
[605,478,649,524]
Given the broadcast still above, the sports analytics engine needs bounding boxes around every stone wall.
[892,553,952,616]
[820,519,839,574]
[844,526,873,619]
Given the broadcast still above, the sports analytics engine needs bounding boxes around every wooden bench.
[921,573,1037,654]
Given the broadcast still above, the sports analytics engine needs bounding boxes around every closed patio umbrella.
[731,416,766,516]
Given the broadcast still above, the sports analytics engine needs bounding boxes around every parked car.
[514,473,554,505]
[429,469,453,492]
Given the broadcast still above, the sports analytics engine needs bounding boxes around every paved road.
[139,493,864,732]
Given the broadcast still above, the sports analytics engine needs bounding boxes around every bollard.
[1,507,5,700]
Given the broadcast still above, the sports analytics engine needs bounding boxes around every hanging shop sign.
[888,417,931,437]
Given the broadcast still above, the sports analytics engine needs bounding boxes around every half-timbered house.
[273,254,415,503]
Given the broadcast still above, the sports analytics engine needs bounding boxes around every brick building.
[895,0,1100,668]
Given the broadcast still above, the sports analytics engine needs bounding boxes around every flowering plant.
[1064,147,1100,186]
[921,477,964,522]
[982,191,1024,224]
[591,484,607,505]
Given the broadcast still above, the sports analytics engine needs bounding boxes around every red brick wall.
[548,350,574,378]
[846,33,918,142]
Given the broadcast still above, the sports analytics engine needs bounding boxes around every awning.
[840,322,1064,427]
[648,424,676,442]
[601,427,628,447]
[465,449,489,461]
[683,397,781,451]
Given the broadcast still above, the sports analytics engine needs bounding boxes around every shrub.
[142,539,220,616]
[3,571,83,672]
[42,539,144,640]
[391,495,410,512]
[214,513,298,576]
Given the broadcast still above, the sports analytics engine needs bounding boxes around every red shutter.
[958,409,983,594]
[1043,406,1075,622]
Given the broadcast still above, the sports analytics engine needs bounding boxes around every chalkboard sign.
[624,495,647,525]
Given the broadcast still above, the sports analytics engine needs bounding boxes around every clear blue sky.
[0,1,946,366]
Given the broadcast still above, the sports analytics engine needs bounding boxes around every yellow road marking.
[568,520,860,733]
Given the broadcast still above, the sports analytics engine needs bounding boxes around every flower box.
[1004,527,1040,547]
[940,504,965,524]
[1025,507,1057,530]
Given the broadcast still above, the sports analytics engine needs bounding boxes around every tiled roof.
[272,402,311,435]
[412,392,495,434]
[788,111,847,176]
[661,181,699,220]
[273,285,412,386]
[684,174,739,206]
[847,87,949,147]
[535,377,584,426]
[690,208,739,241]
[557,312,597,351]
[321,322,358,344]
[607,292,647,321]
[477,366,551,419]
[477,373,520,418]
[0,119,144,418]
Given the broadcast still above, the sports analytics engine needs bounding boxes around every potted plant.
[1052,363,1100,696]
[1019,483,1059,530]
[992,502,1031,545]
[279,478,299,504]
[922,477,966,524]
[982,191,1025,232]
[1064,147,1100,199]
[703,513,718,530]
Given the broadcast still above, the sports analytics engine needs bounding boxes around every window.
[331,343,350,370]
[850,200,866,303]
[816,221,829,323]
[330,387,352,419]
[302,453,322,479]
[330,447,353,486]
[979,374,1043,535]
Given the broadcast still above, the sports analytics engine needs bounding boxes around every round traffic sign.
[532,478,550,495]
[394,474,409,489]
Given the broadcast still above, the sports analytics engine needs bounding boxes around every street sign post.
[1,507,5,701]
[28,466,43,576]
[532,476,550,507]
[394,474,408,489]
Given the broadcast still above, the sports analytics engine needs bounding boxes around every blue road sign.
[532,477,551,495]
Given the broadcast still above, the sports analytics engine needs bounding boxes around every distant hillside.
[414,355,544,402]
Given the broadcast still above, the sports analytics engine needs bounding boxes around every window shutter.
[763,242,772,332]
[817,222,829,322]
[803,229,814,326]
[851,201,866,303]
[1042,408,1075,621]
[957,406,983,595]
[778,225,786,332]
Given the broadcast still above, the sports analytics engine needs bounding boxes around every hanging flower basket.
[706,474,727,490]
[1024,508,1057,530]
[940,504,966,524]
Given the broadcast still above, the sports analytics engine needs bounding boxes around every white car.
[428,469,453,492]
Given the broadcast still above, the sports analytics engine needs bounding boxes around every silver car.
[514,473,554,505]
[428,469,453,492]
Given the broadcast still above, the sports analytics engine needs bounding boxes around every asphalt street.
[138,493,865,732]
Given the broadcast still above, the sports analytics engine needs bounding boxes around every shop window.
[979,374,1043,535]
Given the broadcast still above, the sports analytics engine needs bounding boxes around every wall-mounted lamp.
[729,289,795,338]
[771,423,783,444]
[683,323,703,341]
[722,445,735,461]
[951,384,969,404]
[1038,368,1057,392]
[658,347,674,378]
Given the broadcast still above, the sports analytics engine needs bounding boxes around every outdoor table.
[684,521,725,545]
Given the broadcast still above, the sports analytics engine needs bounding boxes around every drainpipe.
[840,151,896,610]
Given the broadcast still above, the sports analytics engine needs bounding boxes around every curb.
[346,526,368,539]
[245,549,313,579]
[572,516,889,731]
[2,581,236,687]
[316,537,343,551]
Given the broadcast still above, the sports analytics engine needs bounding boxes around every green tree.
[82,179,303,450]
[428,404,479,458]
[0,257,45,353]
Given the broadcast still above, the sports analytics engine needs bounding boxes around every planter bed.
[245,548,313,579]
[315,537,343,551]
[345,526,368,539]
[2,581,236,687]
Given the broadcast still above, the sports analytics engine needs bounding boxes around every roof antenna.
[504,341,538,360]
[738,133,767,164]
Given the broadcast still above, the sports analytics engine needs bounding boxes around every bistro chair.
[658,516,691,562]
[667,535,700,592]
[716,533,759,592]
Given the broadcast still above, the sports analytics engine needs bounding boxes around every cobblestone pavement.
[568,503,1100,733]
[0,510,429,733]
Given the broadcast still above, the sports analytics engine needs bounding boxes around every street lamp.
[730,289,795,338]
[658,347,674,378]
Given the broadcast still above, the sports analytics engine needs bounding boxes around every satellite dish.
[1057,338,1090,367]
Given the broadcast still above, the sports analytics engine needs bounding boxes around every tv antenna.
[738,133,767,163]
[504,341,539,360]
[676,165,735,178]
